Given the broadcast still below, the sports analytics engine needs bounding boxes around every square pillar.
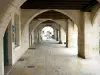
[78,12,85,58]
[53,29,57,40]
[59,25,62,44]
[84,12,93,58]
[78,12,92,58]
[66,20,68,47]
[68,19,74,47]
[55,29,59,41]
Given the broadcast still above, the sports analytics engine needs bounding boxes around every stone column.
[29,32,33,47]
[68,19,74,47]
[84,12,92,58]
[34,29,38,44]
[59,25,62,44]
[53,29,56,40]
[78,12,92,58]
[39,30,42,43]
[66,20,68,47]
[55,29,59,41]
[29,34,31,47]
[37,30,40,43]
[78,12,85,58]
[32,31,35,44]
[31,34,32,45]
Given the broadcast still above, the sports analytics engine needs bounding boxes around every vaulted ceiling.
[34,10,68,19]
[21,0,98,11]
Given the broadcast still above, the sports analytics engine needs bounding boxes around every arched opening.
[30,18,78,54]
[30,19,67,44]
[32,20,61,44]
[29,10,78,46]
[41,26,54,41]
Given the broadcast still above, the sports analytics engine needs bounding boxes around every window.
[12,13,20,48]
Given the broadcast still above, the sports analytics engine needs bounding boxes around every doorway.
[3,21,13,74]
[3,28,8,66]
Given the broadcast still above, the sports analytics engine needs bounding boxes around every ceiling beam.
[81,0,98,11]
[21,0,99,10]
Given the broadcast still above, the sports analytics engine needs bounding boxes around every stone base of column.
[59,41,62,44]
[64,42,68,47]
[64,42,66,44]
[56,38,58,41]
[78,54,85,59]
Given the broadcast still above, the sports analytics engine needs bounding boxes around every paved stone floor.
[6,39,100,75]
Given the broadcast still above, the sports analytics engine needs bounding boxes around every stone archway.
[30,20,64,44]
[30,19,67,34]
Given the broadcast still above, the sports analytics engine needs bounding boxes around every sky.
[42,26,54,35]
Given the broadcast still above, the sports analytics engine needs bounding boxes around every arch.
[0,0,100,38]
[34,21,60,33]
[30,19,66,34]
[26,9,79,27]
[0,0,26,37]
[40,26,54,40]
[41,26,54,31]
[92,7,100,24]
[39,24,58,31]
[0,0,80,41]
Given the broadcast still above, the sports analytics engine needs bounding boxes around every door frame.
[3,21,13,67]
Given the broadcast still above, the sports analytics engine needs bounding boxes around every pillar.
[32,31,35,44]
[55,29,59,41]
[37,30,40,43]
[78,12,85,58]
[29,32,33,47]
[38,30,42,43]
[59,25,62,44]
[78,12,92,58]
[34,29,38,44]
[66,20,68,47]
[31,34,32,45]
[68,19,74,47]
[53,29,56,39]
